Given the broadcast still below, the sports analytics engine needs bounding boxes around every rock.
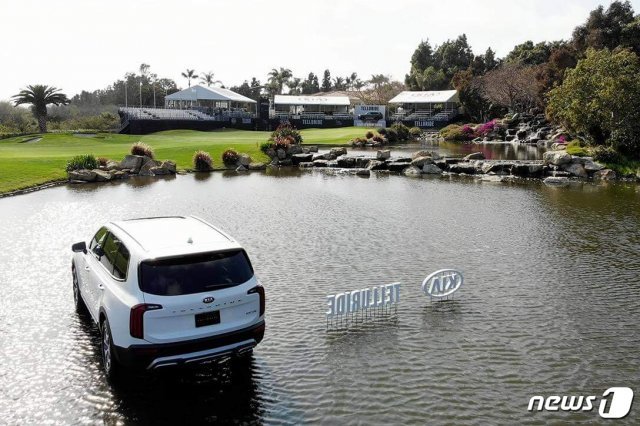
[109,170,128,179]
[106,160,120,170]
[278,159,293,167]
[411,150,431,160]
[367,160,387,171]
[593,169,617,181]
[238,154,251,167]
[403,166,423,177]
[511,163,544,177]
[93,169,113,182]
[249,162,266,170]
[352,157,369,168]
[277,149,287,160]
[307,146,319,153]
[266,148,276,158]
[312,153,327,161]
[161,160,177,173]
[291,153,314,165]
[330,147,347,157]
[562,162,588,178]
[313,160,329,167]
[583,160,604,172]
[138,157,161,176]
[149,166,170,175]
[411,156,434,167]
[536,140,553,148]
[356,169,371,177]
[516,129,528,139]
[422,164,442,174]
[377,150,391,160]
[119,155,144,173]
[464,152,485,161]
[298,162,315,168]
[505,135,516,142]
[235,165,248,172]
[387,162,410,172]
[543,176,570,186]
[481,162,515,174]
[327,160,339,168]
[337,156,356,168]
[449,162,477,174]
[287,145,303,155]
[67,169,97,182]
[481,175,506,183]
[543,151,572,166]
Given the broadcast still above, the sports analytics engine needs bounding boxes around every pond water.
[0,171,638,424]
[333,141,546,160]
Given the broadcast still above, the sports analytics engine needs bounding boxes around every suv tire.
[72,264,88,314]
[101,318,122,380]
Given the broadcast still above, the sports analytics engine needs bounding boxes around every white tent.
[166,85,256,104]
[274,95,350,106]
[388,90,459,104]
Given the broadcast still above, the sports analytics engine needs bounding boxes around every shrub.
[260,141,274,153]
[440,124,474,142]
[592,146,622,163]
[372,135,384,143]
[386,128,399,143]
[475,119,498,137]
[222,148,240,165]
[390,122,410,141]
[377,127,387,135]
[131,142,154,158]
[97,157,109,167]
[193,150,213,171]
[409,127,422,137]
[365,130,375,139]
[566,140,588,156]
[66,154,98,171]
[274,136,291,151]
[269,123,302,144]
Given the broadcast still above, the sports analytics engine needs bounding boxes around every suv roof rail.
[189,215,233,242]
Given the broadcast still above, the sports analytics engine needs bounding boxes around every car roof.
[108,216,242,258]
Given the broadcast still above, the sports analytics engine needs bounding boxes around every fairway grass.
[0,127,367,194]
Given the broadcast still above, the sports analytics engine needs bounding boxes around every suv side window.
[100,233,121,277]
[89,227,108,253]
[112,243,130,280]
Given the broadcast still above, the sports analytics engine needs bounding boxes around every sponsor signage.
[414,120,435,128]
[422,269,463,298]
[354,105,386,128]
[326,283,400,318]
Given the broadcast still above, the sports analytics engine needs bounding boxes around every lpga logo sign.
[422,269,464,299]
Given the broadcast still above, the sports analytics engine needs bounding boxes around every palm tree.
[267,67,293,95]
[288,77,302,95]
[200,71,222,87]
[181,69,197,87]
[12,85,69,133]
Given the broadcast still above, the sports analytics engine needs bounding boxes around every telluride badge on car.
[422,269,464,298]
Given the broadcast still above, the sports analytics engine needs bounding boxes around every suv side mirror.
[92,245,104,258]
[72,241,87,254]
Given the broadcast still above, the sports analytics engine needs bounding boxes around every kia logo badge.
[202,296,214,304]
[422,269,464,298]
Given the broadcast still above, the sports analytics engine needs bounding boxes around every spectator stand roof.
[388,90,459,104]
[166,85,256,103]
[274,95,351,106]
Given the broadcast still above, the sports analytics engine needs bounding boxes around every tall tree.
[200,71,221,87]
[301,72,320,94]
[321,69,332,92]
[181,69,197,87]
[267,67,293,95]
[12,85,69,132]
[333,76,346,91]
[573,1,640,54]
[288,77,302,95]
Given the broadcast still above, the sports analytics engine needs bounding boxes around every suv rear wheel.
[72,264,88,314]
[101,318,122,380]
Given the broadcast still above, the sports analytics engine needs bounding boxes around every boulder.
[326,160,339,168]
[377,150,391,160]
[119,155,144,173]
[249,162,266,170]
[411,150,431,160]
[516,129,528,139]
[422,163,442,174]
[330,147,347,157]
[67,169,97,182]
[505,135,516,142]
[161,160,177,174]
[291,153,314,165]
[511,163,544,177]
[265,148,276,159]
[278,159,293,167]
[464,152,485,161]
[313,160,329,167]
[543,176,570,186]
[481,162,515,174]
[411,156,433,167]
[93,170,113,182]
[583,160,604,172]
[238,154,251,167]
[593,169,617,181]
[287,144,303,155]
[106,160,120,170]
[276,149,287,160]
[307,145,319,153]
[312,153,328,161]
[355,168,371,177]
[337,156,356,168]
[235,165,248,172]
[543,151,572,166]
[367,160,387,171]
[109,170,128,180]
[449,162,476,174]
[298,162,315,168]
[149,166,171,175]
[403,166,423,177]
[387,162,410,172]
[562,162,588,178]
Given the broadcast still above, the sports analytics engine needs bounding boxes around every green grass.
[0,127,367,194]
[566,140,588,156]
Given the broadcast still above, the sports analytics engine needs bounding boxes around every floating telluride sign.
[326,283,400,318]
[421,269,464,299]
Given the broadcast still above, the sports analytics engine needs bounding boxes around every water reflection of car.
[358,111,383,122]
[71,216,265,379]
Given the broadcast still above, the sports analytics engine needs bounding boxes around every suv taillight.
[248,286,265,316]
[130,303,162,339]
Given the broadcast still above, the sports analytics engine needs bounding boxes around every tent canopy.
[274,95,350,106]
[165,85,256,103]
[388,90,459,104]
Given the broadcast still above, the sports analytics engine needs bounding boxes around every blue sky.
[1,0,638,100]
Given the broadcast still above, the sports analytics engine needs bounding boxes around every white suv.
[71,216,265,378]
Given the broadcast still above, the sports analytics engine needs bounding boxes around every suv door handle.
[98,284,105,291]
[85,266,90,271]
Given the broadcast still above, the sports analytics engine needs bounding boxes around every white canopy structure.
[166,85,256,104]
[164,85,257,119]
[274,95,350,106]
[388,90,459,104]
[272,95,351,119]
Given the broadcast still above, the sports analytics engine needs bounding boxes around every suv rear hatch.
[137,249,262,344]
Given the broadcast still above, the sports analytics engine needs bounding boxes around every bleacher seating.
[119,107,254,122]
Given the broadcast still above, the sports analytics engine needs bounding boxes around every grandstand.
[271,95,354,128]
[388,90,460,128]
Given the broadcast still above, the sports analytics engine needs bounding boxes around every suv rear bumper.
[113,320,265,369]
